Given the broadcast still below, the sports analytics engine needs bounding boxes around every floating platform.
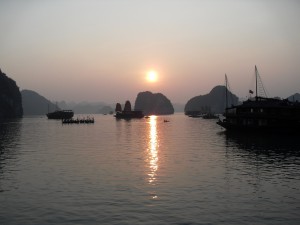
[62,117,94,124]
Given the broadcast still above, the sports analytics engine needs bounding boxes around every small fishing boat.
[188,114,203,118]
[185,111,202,118]
[202,113,218,119]
[47,110,74,119]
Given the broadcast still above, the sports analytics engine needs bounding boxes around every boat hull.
[114,111,144,119]
[47,110,74,119]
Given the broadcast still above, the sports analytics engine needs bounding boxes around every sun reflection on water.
[147,116,159,185]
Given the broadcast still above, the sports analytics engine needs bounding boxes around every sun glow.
[148,115,158,184]
[146,70,158,82]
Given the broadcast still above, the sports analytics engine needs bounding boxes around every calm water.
[0,114,300,225]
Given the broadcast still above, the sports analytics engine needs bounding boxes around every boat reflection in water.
[220,130,300,161]
[147,116,159,189]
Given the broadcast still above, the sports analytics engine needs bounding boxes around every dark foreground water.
[0,114,300,225]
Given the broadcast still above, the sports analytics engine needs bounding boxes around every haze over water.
[1,114,299,224]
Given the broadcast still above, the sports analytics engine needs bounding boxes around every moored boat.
[217,66,300,133]
[186,111,203,118]
[47,110,74,119]
[203,113,218,119]
[114,110,144,119]
[114,101,144,119]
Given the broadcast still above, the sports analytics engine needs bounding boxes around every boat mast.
[225,74,228,109]
[255,65,258,101]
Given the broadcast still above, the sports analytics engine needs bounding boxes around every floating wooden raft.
[62,117,94,124]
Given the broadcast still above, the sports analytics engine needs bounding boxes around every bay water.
[0,114,299,224]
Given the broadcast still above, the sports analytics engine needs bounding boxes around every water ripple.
[0,115,300,224]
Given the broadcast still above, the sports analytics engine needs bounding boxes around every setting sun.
[146,70,158,82]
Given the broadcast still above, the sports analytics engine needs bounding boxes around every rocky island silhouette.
[0,69,23,119]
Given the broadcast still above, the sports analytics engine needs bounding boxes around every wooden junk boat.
[114,101,144,119]
[217,66,300,132]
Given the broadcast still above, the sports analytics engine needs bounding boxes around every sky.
[0,0,299,104]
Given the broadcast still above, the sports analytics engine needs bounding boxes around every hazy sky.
[1,0,299,104]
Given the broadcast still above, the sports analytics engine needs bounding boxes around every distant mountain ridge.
[0,69,23,118]
[184,85,239,114]
[57,101,113,114]
[288,93,300,102]
[21,90,114,115]
[21,90,58,115]
[134,91,174,115]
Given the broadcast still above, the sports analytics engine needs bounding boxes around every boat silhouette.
[47,110,74,119]
[114,101,144,119]
[217,66,300,133]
